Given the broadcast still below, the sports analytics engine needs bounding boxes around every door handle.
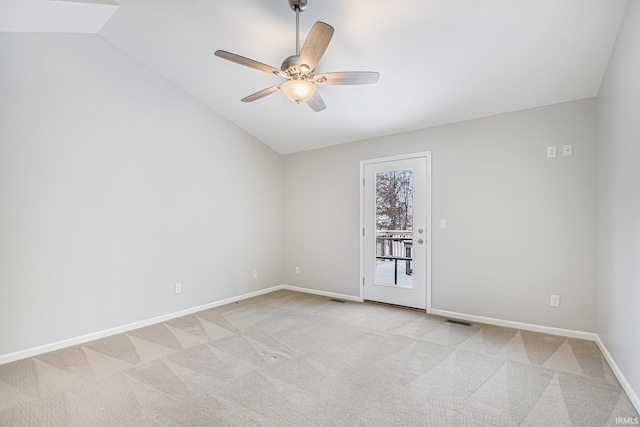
[414,239,424,244]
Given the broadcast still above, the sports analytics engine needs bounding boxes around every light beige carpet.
[0,290,637,426]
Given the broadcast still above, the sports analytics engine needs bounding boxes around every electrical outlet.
[295,267,300,275]
[174,283,182,294]
[550,295,560,307]
[252,270,258,278]
[547,146,557,158]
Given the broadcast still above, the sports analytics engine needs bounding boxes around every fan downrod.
[288,0,307,12]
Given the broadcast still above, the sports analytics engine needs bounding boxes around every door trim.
[359,152,432,313]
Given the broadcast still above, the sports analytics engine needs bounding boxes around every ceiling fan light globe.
[280,79,317,103]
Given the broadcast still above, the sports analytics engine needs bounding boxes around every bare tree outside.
[376,170,413,231]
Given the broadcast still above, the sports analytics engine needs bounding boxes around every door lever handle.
[414,239,424,244]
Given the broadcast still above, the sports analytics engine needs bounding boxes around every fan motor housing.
[281,55,300,73]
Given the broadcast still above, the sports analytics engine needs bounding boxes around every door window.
[375,169,413,288]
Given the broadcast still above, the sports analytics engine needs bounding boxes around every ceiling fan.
[214,0,379,112]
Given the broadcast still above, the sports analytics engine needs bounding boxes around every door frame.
[359,152,432,313]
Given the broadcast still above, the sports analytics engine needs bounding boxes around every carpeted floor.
[0,290,638,426]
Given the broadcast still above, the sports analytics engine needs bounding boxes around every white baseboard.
[429,308,598,341]
[2,284,638,416]
[279,284,363,302]
[594,335,640,414]
[430,308,639,413]
[0,284,360,365]
[0,285,282,366]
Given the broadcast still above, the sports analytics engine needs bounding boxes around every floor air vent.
[446,319,472,326]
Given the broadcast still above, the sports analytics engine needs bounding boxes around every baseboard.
[280,284,363,302]
[0,285,283,366]
[3,284,638,416]
[430,308,640,412]
[0,284,360,365]
[594,335,640,414]
[430,308,598,341]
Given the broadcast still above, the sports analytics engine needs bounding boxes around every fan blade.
[314,71,380,85]
[298,22,334,72]
[241,85,281,103]
[215,50,284,76]
[307,91,326,112]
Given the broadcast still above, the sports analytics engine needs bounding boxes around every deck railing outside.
[376,230,413,285]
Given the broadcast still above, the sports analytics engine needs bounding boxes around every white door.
[361,154,431,310]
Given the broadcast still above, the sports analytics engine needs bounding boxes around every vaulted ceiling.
[1,0,629,154]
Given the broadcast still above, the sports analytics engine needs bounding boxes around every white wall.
[283,99,597,332]
[596,0,640,404]
[0,33,283,356]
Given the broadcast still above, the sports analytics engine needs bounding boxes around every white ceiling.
[4,0,630,154]
[0,0,118,33]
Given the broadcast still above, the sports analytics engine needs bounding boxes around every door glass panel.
[375,169,413,287]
